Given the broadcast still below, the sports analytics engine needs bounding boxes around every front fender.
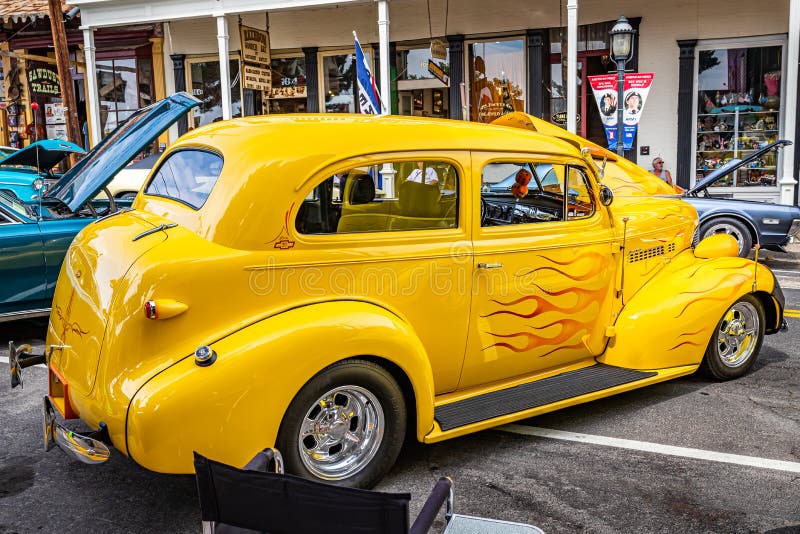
[599,251,775,370]
[126,300,435,473]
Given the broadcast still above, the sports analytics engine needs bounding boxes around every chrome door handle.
[477,262,503,269]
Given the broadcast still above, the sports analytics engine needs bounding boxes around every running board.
[435,364,657,431]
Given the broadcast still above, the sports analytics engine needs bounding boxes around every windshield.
[0,190,32,219]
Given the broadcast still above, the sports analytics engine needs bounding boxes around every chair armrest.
[409,477,453,534]
[242,448,283,473]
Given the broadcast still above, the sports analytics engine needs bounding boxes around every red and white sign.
[588,72,654,150]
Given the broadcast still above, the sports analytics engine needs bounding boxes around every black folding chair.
[194,449,543,534]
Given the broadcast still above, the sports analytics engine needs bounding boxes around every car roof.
[147,114,581,251]
[176,114,579,164]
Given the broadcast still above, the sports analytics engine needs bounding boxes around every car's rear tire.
[276,359,406,489]
[700,294,764,380]
[699,217,753,257]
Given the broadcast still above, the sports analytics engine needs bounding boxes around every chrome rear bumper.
[43,396,111,465]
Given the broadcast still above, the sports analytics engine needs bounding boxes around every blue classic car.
[0,93,200,321]
[684,140,800,257]
[0,139,85,202]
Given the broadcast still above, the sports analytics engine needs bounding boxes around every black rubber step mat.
[435,364,657,431]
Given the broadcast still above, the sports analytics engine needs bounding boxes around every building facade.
[70,0,800,205]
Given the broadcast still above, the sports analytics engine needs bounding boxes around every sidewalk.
[757,241,800,269]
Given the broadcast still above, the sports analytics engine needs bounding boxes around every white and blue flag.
[354,32,382,114]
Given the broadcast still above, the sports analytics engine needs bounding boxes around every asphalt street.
[1,268,798,533]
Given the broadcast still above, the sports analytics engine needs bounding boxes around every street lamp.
[609,16,636,156]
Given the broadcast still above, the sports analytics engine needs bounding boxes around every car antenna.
[752,244,760,292]
[618,217,629,305]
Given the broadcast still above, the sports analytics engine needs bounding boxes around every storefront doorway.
[549,49,610,147]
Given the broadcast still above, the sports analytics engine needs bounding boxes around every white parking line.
[500,424,800,474]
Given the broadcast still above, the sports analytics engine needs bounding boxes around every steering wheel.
[480,197,488,226]
[81,187,117,217]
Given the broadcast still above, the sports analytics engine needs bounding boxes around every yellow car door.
[459,152,620,389]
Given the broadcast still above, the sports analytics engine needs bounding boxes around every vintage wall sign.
[427,60,450,86]
[430,38,448,61]
[28,65,61,95]
[551,111,581,127]
[243,64,272,92]
[240,25,271,66]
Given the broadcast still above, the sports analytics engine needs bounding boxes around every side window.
[295,160,459,235]
[480,162,565,226]
[144,149,223,209]
[566,167,595,219]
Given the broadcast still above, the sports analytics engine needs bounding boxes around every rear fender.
[600,251,774,370]
[126,300,434,473]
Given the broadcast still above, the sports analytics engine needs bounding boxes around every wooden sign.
[243,64,272,92]
[240,25,271,66]
[430,38,448,61]
[552,111,581,127]
[427,60,450,86]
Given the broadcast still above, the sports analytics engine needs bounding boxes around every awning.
[0,0,73,23]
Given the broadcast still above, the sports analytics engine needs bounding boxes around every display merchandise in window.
[695,45,783,188]
[264,57,307,114]
[468,40,525,123]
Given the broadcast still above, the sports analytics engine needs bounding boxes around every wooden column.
[0,42,10,146]
[526,29,546,119]
[47,0,81,150]
[302,47,319,112]
[676,39,697,190]
[150,37,169,148]
[446,35,464,120]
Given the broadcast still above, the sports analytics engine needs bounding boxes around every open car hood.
[0,139,85,172]
[686,140,792,195]
[48,92,200,212]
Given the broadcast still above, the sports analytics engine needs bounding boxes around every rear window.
[144,149,222,209]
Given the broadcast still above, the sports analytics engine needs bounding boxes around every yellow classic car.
[11,99,786,489]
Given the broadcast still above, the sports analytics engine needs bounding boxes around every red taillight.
[144,300,158,319]
[143,299,188,320]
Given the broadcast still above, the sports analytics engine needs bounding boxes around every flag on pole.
[354,31,382,114]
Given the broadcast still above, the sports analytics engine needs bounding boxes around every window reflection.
[189,59,243,128]
[468,40,525,123]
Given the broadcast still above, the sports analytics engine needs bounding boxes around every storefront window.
[264,56,307,114]
[323,53,356,113]
[468,39,525,123]
[97,58,153,137]
[695,44,784,188]
[189,58,243,128]
[396,47,448,81]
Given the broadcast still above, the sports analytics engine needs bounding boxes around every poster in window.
[46,124,68,141]
[45,103,65,124]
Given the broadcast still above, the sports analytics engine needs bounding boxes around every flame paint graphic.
[483,251,609,355]
[668,340,704,351]
[673,273,749,319]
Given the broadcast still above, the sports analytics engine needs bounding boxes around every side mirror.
[599,185,614,206]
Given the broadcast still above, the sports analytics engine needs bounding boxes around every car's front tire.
[699,217,753,257]
[276,359,406,489]
[700,295,765,380]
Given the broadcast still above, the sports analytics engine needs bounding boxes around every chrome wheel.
[297,385,385,481]
[700,217,752,257]
[716,301,760,368]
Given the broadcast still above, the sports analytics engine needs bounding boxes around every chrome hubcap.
[298,385,384,480]
[717,301,759,368]
[704,224,744,255]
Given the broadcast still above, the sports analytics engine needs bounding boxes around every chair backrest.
[398,180,441,218]
[194,452,412,534]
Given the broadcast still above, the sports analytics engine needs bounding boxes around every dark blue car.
[684,140,800,257]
